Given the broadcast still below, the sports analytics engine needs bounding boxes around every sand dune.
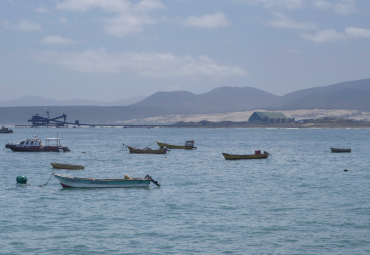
[116,109,370,125]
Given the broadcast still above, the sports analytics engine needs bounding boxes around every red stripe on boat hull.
[60,183,75,188]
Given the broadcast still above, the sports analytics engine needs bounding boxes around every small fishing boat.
[53,173,160,188]
[123,143,167,154]
[51,162,85,170]
[222,150,269,160]
[157,140,196,150]
[0,125,13,133]
[125,145,167,154]
[5,136,70,152]
[330,147,351,153]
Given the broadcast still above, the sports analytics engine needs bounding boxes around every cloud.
[56,0,131,12]
[235,0,304,9]
[41,36,77,45]
[104,13,154,36]
[1,20,42,31]
[313,0,357,15]
[34,48,246,79]
[302,29,346,42]
[56,0,165,36]
[59,17,69,25]
[268,12,317,30]
[35,5,50,13]
[182,12,230,28]
[301,26,370,42]
[345,26,370,38]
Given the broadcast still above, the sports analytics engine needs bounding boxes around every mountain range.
[0,78,369,124]
[0,96,145,107]
[132,78,370,114]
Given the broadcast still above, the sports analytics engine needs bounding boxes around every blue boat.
[53,174,160,188]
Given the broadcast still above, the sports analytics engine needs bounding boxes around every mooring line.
[38,173,55,187]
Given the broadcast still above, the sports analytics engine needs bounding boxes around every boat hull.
[0,130,13,133]
[51,163,85,170]
[0,126,13,133]
[53,174,151,188]
[127,146,166,154]
[222,153,269,160]
[157,141,195,150]
[5,144,69,152]
[330,148,351,153]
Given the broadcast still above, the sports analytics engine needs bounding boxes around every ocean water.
[0,127,369,254]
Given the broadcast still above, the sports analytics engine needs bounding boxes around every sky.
[1,0,370,102]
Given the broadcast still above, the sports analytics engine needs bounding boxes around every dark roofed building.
[249,112,288,123]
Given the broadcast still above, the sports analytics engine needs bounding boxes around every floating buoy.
[16,175,27,184]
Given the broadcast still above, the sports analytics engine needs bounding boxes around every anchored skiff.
[51,162,85,170]
[222,151,269,160]
[330,148,351,153]
[125,144,167,154]
[53,174,160,188]
[157,140,196,150]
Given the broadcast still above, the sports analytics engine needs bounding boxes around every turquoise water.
[1,128,369,254]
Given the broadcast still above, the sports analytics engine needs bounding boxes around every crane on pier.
[28,111,69,127]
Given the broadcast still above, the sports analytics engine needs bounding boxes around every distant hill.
[277,78,370,106]
[1,78,370,124]
[132,87,279,114]
[0,96,145,107]
[280,88,370,111]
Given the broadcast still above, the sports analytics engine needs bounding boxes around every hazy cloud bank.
[35,48,246,79]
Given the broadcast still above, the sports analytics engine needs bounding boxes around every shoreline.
[167,122,370,129]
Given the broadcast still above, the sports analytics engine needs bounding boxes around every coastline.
[168,122,370,129]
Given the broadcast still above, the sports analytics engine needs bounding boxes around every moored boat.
[0,125,13,133]
[330,147,351,153]
[222,150,269,160]
[124,144,167,154]
[5,136,70,152]
[53,173,160,188]
[51,162,85,170]
[157,140,196,150]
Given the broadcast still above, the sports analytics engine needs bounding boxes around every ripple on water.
[1,128,370,254]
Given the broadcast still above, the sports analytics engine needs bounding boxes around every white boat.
[53,174,160,188]
[5,136,70,152]
[0,125,13,133]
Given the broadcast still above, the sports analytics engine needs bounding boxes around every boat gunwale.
[222,152,269,160]
[54,174,146,182]
[157,140,195,149]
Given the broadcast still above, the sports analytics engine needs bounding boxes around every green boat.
[157,140,196,150]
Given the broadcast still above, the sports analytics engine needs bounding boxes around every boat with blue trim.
[53,173,160,188]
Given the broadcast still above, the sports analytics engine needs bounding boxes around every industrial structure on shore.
[248,112,294,123]
[18,111,79,128]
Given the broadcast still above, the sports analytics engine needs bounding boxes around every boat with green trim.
[51,162,85,170]
[157,140,196,150]
[124,144,167,154]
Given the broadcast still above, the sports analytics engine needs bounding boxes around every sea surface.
[0,127,369,254]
